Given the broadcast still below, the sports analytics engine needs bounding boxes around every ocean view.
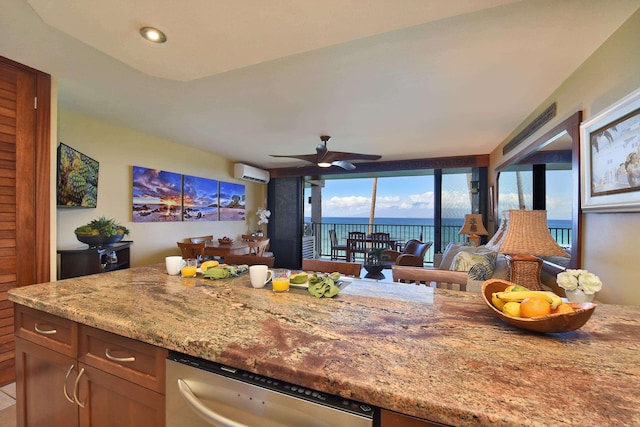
[305,217,572,258]
[306,217,571,229]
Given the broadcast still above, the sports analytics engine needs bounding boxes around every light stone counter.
[9,264,640,426]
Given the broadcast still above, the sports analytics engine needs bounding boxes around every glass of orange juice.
[181,258,198,278]
[271,269,291,292]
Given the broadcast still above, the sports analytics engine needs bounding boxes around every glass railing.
[308,222,571,265]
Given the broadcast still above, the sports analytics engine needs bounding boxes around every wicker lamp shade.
[497,210,568,290]
[498,210,567,257]
[458,214,488,246]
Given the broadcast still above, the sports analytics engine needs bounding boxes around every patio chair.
[329,229,347,260]
[302,259,361,278]
[382,239,432,268]
[347,231,367,261]
[369,232,391,250]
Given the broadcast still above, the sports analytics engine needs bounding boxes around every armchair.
[381,239,432,267]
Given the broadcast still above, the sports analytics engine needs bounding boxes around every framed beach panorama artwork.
[219,181,246,221]
[132,166,182,222]
[581,88,640,212]
[183,175,219,221]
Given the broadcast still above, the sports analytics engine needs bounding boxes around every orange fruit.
[520,297,551,318]
[553,303,575,314]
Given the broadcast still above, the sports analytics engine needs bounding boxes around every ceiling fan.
[270,135,381,170]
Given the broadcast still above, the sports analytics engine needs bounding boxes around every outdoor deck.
[309,222,571,264]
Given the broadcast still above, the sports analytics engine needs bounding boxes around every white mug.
[249,265,273,288]
[166,256,185,275]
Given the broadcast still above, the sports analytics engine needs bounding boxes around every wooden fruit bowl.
[218,238,233,245]
[482,279,597,333]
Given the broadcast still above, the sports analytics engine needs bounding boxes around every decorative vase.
[75,233,124,248]
[363,263,385,280]
[564,289,595,303]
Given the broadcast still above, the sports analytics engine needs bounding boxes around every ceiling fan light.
[140,27,167,43]
[318,162,332,168]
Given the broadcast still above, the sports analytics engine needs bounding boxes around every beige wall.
[55,110,266,273]
[490,9,640,305]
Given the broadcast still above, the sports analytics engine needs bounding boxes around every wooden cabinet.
[57,241,133,279]
[14,305,167,427]
[15,337,79,427]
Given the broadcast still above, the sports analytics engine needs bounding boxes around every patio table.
[345,236,400,261]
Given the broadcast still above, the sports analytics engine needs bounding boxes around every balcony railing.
[308,222,571,265]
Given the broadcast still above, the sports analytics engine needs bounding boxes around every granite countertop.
[9,265,640,426]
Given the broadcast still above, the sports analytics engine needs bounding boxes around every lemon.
[502,301,521,318]
[510,285,528,292]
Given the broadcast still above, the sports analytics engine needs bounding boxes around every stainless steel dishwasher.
[166,352,376,427]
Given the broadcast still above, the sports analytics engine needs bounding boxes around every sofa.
[430,243,509,292]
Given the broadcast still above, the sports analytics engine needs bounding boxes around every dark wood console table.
[57,241,133,279]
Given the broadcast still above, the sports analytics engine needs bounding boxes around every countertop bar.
[9,265,640,426]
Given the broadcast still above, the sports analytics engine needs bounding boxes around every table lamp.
[497,209,568,290]
[458,214,489,247]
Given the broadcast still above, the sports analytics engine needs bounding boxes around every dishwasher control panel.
[168,351,375,419]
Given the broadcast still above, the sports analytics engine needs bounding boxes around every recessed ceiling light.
[139,27,167,43]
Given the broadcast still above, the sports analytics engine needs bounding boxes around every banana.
[494,290,563,310]
[200,260,219,271]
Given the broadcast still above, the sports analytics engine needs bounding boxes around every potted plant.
[74,216,130,248]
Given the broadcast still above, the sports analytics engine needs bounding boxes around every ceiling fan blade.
[332,160,356,170]
[271,136,380,169]
[269,154,317,163]
[323,151,382,162]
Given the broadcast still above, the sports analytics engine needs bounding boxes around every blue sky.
[305,171,572,220]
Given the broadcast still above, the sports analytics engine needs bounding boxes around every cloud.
[321,192,435,217]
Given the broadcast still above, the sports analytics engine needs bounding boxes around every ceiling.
[2,0,639,170]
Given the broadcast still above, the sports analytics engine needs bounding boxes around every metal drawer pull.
[73,367,86,408]
[105,348,136,363]
[34,323,57,335]
[178,379,248,427]
[63,364,75,403]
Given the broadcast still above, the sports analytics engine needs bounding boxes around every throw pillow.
[439,242,471,270]
[451,251,498,278]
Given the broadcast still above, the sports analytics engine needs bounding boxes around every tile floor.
[0,382,16,427]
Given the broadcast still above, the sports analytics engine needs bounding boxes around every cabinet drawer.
[79,325,167,393]
[14,305,78,357]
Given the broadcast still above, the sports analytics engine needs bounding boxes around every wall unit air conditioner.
[234,163,270,184]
